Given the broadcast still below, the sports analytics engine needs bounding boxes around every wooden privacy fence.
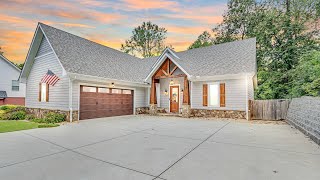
[249,99,291,120]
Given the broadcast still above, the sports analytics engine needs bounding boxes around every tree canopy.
[190,0,320,99]
[121,21,169,58]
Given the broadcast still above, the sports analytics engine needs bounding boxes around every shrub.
[31,118,47,123]
[38,123,59,128]
[5,111,26,120]
[25,114,36,120]
[44,112,66,123]
[0,105,19,111]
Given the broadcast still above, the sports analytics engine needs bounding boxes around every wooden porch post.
[150,77,157,104]
[183,76,190,105]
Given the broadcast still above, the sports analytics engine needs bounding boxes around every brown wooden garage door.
[80,86,133,120]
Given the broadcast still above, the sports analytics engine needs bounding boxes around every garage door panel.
[80,86,134,120]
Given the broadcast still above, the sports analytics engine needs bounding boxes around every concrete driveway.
[0,115,319,180]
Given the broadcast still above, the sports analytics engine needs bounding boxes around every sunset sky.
[0,0,227,63]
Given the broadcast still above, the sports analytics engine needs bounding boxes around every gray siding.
[36,37,52,57]
[26,37,69,111]
[71,81,148,111]
[191,79,247,111]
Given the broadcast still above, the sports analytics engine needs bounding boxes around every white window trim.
[41,83,47,102]
[207,82,220,108]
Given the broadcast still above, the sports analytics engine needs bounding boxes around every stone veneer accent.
[149,104,157,115]
[135,107,149,114]
[286,96,320,145]
[191,109,246,119]
[182,104,191,118]
[26,108,79,122]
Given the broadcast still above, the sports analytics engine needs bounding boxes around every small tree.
[121,21,169,58]
[0,46,3,55]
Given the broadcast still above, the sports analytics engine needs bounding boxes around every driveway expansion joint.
[152,121,231,179]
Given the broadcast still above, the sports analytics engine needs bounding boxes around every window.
[208,83,219,107]
[83,86,96,92]
[12,80,19,91]
[41,83,47,102]
[122,90,132,94]
[98,87,109,93]
[111,89,122,94]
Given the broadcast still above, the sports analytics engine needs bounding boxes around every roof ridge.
[176,37,256,54]
[38,22,143,61]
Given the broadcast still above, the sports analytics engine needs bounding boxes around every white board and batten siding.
[26,37,70,111]
[71,81,148,111]
[191,78,248,111]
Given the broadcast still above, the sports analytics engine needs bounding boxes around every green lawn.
[0,120,60,133]
[0,120,39,133]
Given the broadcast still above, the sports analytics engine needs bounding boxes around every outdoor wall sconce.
[170,80,174,85]
[181,89,184,92]
[164,89,168,95]
[111,82,115,87]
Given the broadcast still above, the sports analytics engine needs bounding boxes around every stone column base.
[182,104,191,118]
[149,104,158,115]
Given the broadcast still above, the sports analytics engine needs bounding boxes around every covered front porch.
[148,58,191,117]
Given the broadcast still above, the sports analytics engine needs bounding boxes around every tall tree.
[190,0,320,99]
[121,21,169,58]
[188,31,213,49]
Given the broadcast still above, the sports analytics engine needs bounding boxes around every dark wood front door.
[80,86,133,120]
[170,86,179,113]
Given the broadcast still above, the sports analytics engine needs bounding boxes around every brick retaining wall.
[286,96,320,145]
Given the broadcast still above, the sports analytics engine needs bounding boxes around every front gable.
[145,49,190,82]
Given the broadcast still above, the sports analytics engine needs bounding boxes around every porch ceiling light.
[111,82,115,87]
[170,80,174,85]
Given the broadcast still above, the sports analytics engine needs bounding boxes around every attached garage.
[79,86,133,120]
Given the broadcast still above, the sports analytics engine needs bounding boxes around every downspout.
[69,78,73,122]
[245,74,249,120]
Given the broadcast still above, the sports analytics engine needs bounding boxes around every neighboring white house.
[20,23,256,121]
[0,54,26,105]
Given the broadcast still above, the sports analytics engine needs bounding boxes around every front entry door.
[170,86,179,113]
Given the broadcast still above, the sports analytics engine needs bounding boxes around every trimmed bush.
[44,112,66,123]
[38,123,59,128]
[0,105,20,111]
[31,118,47,123]
[5,111,26,120]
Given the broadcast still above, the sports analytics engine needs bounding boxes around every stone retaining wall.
[191,109,246,119]
[286,96,320,145]
[26,108,78,122]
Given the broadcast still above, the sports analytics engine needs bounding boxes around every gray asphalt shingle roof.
[40,23,154,83]
[39,23,256,83]
[0,91,7,98]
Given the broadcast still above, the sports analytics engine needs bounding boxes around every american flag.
[41,70,60,86]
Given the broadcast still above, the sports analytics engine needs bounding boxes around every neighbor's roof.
[0,54,21,72]
[39,23,155,83]
[145,38,257,78]
[0,91,7,98]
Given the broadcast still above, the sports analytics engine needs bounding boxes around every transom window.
[208,83,220,107]
[12,80,19,91]
[111,89,122,94]
[83,86,96,92]
[122,90,132,94]
[98,87,109,93]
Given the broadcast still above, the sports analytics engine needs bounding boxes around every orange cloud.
[0,29,33,63]
[58,23,95,28]
[121,0,179,10]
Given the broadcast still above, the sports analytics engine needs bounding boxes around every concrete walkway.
[0,115,319,180]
